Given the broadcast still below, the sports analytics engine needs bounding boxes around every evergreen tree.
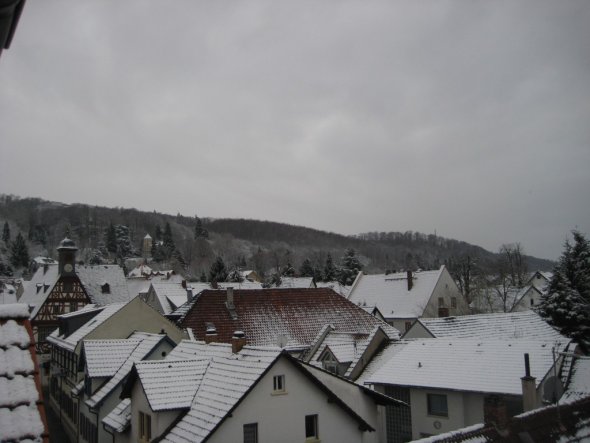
[155,225,162,242]
[194,216,209,239]
[338,248,363,285]
[209,256,228,283]
[106,222,117,253]
[299,258,315,278]
[163,222,175,251]
[227,268,244,283]
[537,231,590,350]
[2,221,10,243]
[10,233,29,268]
[323,253,337,282]
[0,259,14,277]
[282,261,295,277]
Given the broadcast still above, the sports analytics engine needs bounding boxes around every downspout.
[103,422,115,443]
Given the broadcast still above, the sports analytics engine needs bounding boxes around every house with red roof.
[178,287,400,356]
[0,303,49,443]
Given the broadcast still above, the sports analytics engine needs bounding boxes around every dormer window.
[101,283,110,294]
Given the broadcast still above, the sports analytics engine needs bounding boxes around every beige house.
[46,297,187,442]
[348,266,468,333]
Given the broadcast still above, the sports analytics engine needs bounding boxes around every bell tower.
[57,237,78,276]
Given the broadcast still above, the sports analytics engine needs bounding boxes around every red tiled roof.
[180,288,399,348]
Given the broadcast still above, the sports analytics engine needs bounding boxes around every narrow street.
[43,388,71,443]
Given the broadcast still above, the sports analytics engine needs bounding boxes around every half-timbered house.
[19,238,130,361]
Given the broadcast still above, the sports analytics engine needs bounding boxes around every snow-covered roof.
[150,282,189,314]
[19,263,130,319]
[102,398,131,433]
[47,302,127,352]
[366,338,567,396]
[127,263,153,278]
[217,281,263,290]
[315,281,351,297]
[277,276,314,288]
[348,267,445,319]
[0,305,47,442]
[133,359,211,411]
[166,340,235,361]
[77,264,130,304]
[85,332,167,408]
[562,357,590,402]
[180,288,399,349]
[417,311,568,344]
[82,339,143,378]
[18,264,59,316]
[160,347,282,443]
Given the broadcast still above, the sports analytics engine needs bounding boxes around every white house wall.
[409,388,477,439]
[207,358,380,443]
[423,269,468,319]
[129,379,182,443]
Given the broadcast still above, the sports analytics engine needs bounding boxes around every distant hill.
[0,194,554,279]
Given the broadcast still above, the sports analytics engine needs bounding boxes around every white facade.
[206,358,382,443]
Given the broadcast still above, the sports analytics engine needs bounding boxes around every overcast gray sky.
[1,1,589,260]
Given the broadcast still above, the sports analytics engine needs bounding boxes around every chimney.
[43,263,48,274]
[232,330,246,353]
[407,270,413,291]
[205,323,217,344]
[521,353,537,412]
[186,287,193,304]
[484,395,509,431]
[226,287,234,309]
[181,279,187,289]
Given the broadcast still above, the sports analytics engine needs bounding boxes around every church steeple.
[57,237,78,276]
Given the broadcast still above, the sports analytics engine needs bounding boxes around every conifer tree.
[338,248,363,285]
[323,253,337,282]
[10,233,29,268]
[155,225,162,242]
[106,222,117,253]
[163,222,175,251]
[537,231,590,350]
[299,258,315,278]
[2,222,10,243]
[194,216,209,239]
[209,256,228,283]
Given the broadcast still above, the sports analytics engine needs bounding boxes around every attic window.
[273,375,285,393]
[101,283,110,294]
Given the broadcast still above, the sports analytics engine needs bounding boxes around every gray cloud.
[1,0,589,260]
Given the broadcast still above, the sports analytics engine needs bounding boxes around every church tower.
[57,237,78,276]
[142,233,152,259]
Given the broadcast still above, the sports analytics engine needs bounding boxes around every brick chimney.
[204,323,217,344]
[186,287,193,304]
[484,395,509,430]
[226,287,237,320]
[521,353,537,412]
[407,270,413,291]
[232,330,246,353]
[181,279,187,289]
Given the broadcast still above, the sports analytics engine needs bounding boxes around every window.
[530,298,535,306]
[305,414,319,439]
[451,297,457,308]
[438,297,444,307]
[139,411,152,443]
[427,393,448,417]
[243,423,258,443]
[273,375,285,392]
[101,283,110,294]
[405,321,412,332]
